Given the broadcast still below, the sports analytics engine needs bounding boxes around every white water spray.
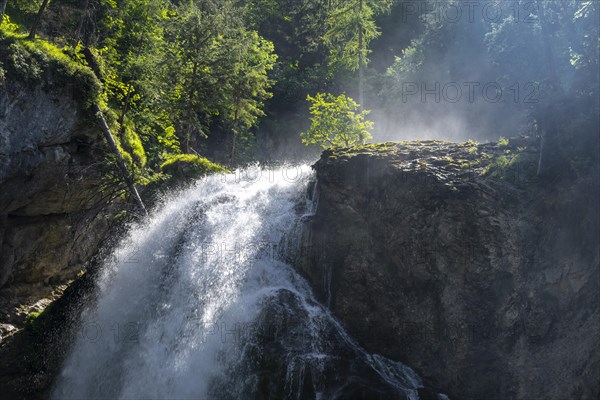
[53,165,431,400]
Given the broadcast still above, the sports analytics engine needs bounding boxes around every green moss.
[25,311,42,325]
[497,137,509,147]
[0,27,101,109]
[160,154,229,179]
[327,142,399,159]
[121,125,147,167]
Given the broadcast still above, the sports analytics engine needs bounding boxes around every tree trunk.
[0,0,8,23]
[229,100,240,166]
[535,0,562,178]
[230,131,237,166]
[358,0,365,112]
[29,0,50,40]
[92,104,148,216]
[75,0,92,44]
[83,46,103,83]
[83,43,146,216]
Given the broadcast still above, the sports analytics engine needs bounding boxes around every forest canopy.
[0,0,598,181]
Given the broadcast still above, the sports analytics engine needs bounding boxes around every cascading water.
[52,165,443,400]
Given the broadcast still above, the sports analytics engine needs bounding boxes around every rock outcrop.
[0,78,115,326]
[298,141,599,399]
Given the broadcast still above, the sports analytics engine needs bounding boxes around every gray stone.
[0,81,116,322]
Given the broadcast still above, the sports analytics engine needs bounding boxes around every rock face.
[210,288,438,400]
[298,141,600,399]
[0,80,114,324]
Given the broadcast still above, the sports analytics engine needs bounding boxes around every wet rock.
[209,288,437,400]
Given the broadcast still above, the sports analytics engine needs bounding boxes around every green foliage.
[161,0,277,155]
[225,30,277,132]
[381,0,598,177]
[301,93,373,149]
[120,124,147,167]
[485,0,599,175]
[324,0,392,71]
[160,154,228,179]
[1,14,21,32]
[483,152,538,186]
[0,28,101,108]
[7,0,43,15]
[497,137,509,147]
[25,311,42,325]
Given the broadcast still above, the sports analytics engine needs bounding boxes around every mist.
[257,0,598,160]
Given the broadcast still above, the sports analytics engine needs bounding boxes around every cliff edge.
[0,34,115,329]
[299,140,599,399]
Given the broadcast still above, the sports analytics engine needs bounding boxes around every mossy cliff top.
[0,29,101,109]
[316,137,540,189]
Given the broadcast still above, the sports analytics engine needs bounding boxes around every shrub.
[483,152,538,185]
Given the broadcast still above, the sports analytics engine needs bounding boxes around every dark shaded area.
[209,288,442,400]
[298,141,600,399]
[0,242,117,399]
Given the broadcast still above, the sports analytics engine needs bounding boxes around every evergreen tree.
[324,0,392,110]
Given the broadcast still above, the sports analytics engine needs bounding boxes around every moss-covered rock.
[160,154,229,180]
[0,29,101,109]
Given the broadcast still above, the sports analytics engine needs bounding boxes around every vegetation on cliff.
[2,0,597,180]
[0,2,598,397]
[160,154,229,180]
[0,23,100,107]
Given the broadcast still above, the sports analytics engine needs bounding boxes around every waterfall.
[52,165,439,400]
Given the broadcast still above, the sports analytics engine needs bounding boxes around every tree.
[0,0,8,23]
[324,0,392,110]
[486,0,599,178]
[164,0,244,153]
[300,93,373,149]
[96,0,171,169]
[226,30,276,164]
[163,0,276,161]
[28,0,50,39]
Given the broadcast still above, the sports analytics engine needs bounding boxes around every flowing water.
[52,165,438,400]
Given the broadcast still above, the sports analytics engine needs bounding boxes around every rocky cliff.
[298,140,600,399]
[0,73,115,329]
